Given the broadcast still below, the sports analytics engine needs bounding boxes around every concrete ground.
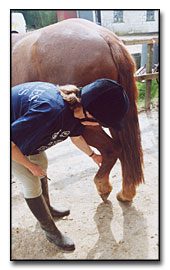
[11,109,159,260]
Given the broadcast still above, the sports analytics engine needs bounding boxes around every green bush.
[12,10,57,29]
[137,80,159,110]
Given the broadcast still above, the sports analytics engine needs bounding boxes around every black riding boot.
[41,177,70,218]
[25,195,75,251]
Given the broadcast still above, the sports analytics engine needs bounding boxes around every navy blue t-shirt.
[11,82,84,155]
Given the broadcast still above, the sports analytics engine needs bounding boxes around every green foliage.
[12,10,57,29]
[137,80,159,109]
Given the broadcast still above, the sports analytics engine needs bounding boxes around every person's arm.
[12,142,46,177]
[70,136,102,166]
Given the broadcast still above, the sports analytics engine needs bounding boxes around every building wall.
[101,10,159,35]
[56,10,77,21]
[77,10,94,21]
[56,10,95,22]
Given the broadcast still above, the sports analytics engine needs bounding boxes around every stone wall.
[101,10,159,35]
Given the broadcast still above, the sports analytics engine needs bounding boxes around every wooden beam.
[135,72,159,81]
[121,37,158,46]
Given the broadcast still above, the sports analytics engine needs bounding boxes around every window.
[113,10,123,23]
[146,10,155,21]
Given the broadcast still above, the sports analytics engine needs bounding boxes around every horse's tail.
[107,37,144,186]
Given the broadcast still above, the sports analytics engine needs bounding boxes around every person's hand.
[27,163,46,177]
[91,153,102,167]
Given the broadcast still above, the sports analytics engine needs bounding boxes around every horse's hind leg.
[116,156,137,202]
[82,126,121,201]
[109,129,137,202]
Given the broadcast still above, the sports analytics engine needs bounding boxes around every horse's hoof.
[116,191,133,203]
[100,193,110,202]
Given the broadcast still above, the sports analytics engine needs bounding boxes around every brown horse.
[12,18,144,202]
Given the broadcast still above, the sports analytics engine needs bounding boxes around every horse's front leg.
[82,126,121,201]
